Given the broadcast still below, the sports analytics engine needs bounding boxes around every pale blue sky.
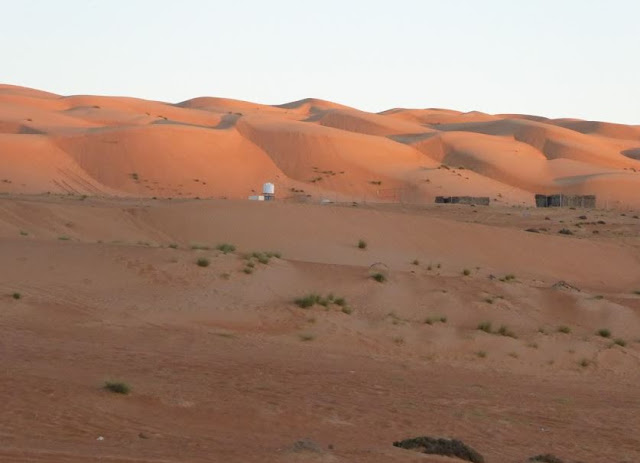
[2,0,638,123]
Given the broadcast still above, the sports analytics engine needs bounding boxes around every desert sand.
[1,86,640,463]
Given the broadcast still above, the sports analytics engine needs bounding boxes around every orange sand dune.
[310,108,437,137]
[1,85,639,207]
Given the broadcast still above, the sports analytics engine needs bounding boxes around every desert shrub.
[168,243,178,249]
[58,236,70,241]
[462,268,471,276]
[497,325,517,338]
[341,306,353,315]
[12,292,21,300]
[613,338,626,347]
[579,358,590,368]
[246,261,255,268]
[371,273,386,283]
[557,325,571,334]
[216,243,236,254]
[477,321,492,333]
[334,297,346,307]
[243,267,253,274]
[295,294,322,308]
[558,228,574,235]
[596,328,611,338]
[257,254,270,264]
[484,297,494,304]
[529,454,564,463]
[393,436,484,463]
[196,258,210,267]
[299,334,315,342]
[190,244,210,250]
[411,259,420,265]
[19,230,28,236]
[358,239,367,249]
[104,381,130,395]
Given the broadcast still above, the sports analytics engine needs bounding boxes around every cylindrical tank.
[263,182,275,195]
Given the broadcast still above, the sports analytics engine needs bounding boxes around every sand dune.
[1,84,639,206]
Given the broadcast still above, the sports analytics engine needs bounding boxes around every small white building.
[263,182,275,201]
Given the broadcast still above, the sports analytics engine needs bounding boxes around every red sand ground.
[2,86,640,462]
[1,196,640,462]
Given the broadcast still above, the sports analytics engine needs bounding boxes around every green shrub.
[196,258,210,267]
[477,321,492,333]
[341,306,353,315]
[58,235,70,241]
[295,294,322,308]
[12,292,21,300]
[299,334,315,342]
[168,243,178,249]
[243,267,253,274]
[613,338,626,347]
[393,436,484,463]
[462,269,471,276]
[216,243,236,254]
[358,239,367,249]
[557,325,571,334]
[497,325,517,338]
[372,273,386,283]
[334,297,346,307]
[104,381,130,394]
[596,328,611,338]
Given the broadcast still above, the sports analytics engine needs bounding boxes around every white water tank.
[263,182,275,195]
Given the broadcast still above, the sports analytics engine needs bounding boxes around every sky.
[1,0,639,124]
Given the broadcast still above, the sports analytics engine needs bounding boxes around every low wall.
[535,194,596,208]
[435,196,490,206]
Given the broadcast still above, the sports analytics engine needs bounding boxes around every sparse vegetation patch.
[294,293,350,312]
[216,243,236,254]
[104,381,130,395]
[392,436,485,463]
[196,258,210,267]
